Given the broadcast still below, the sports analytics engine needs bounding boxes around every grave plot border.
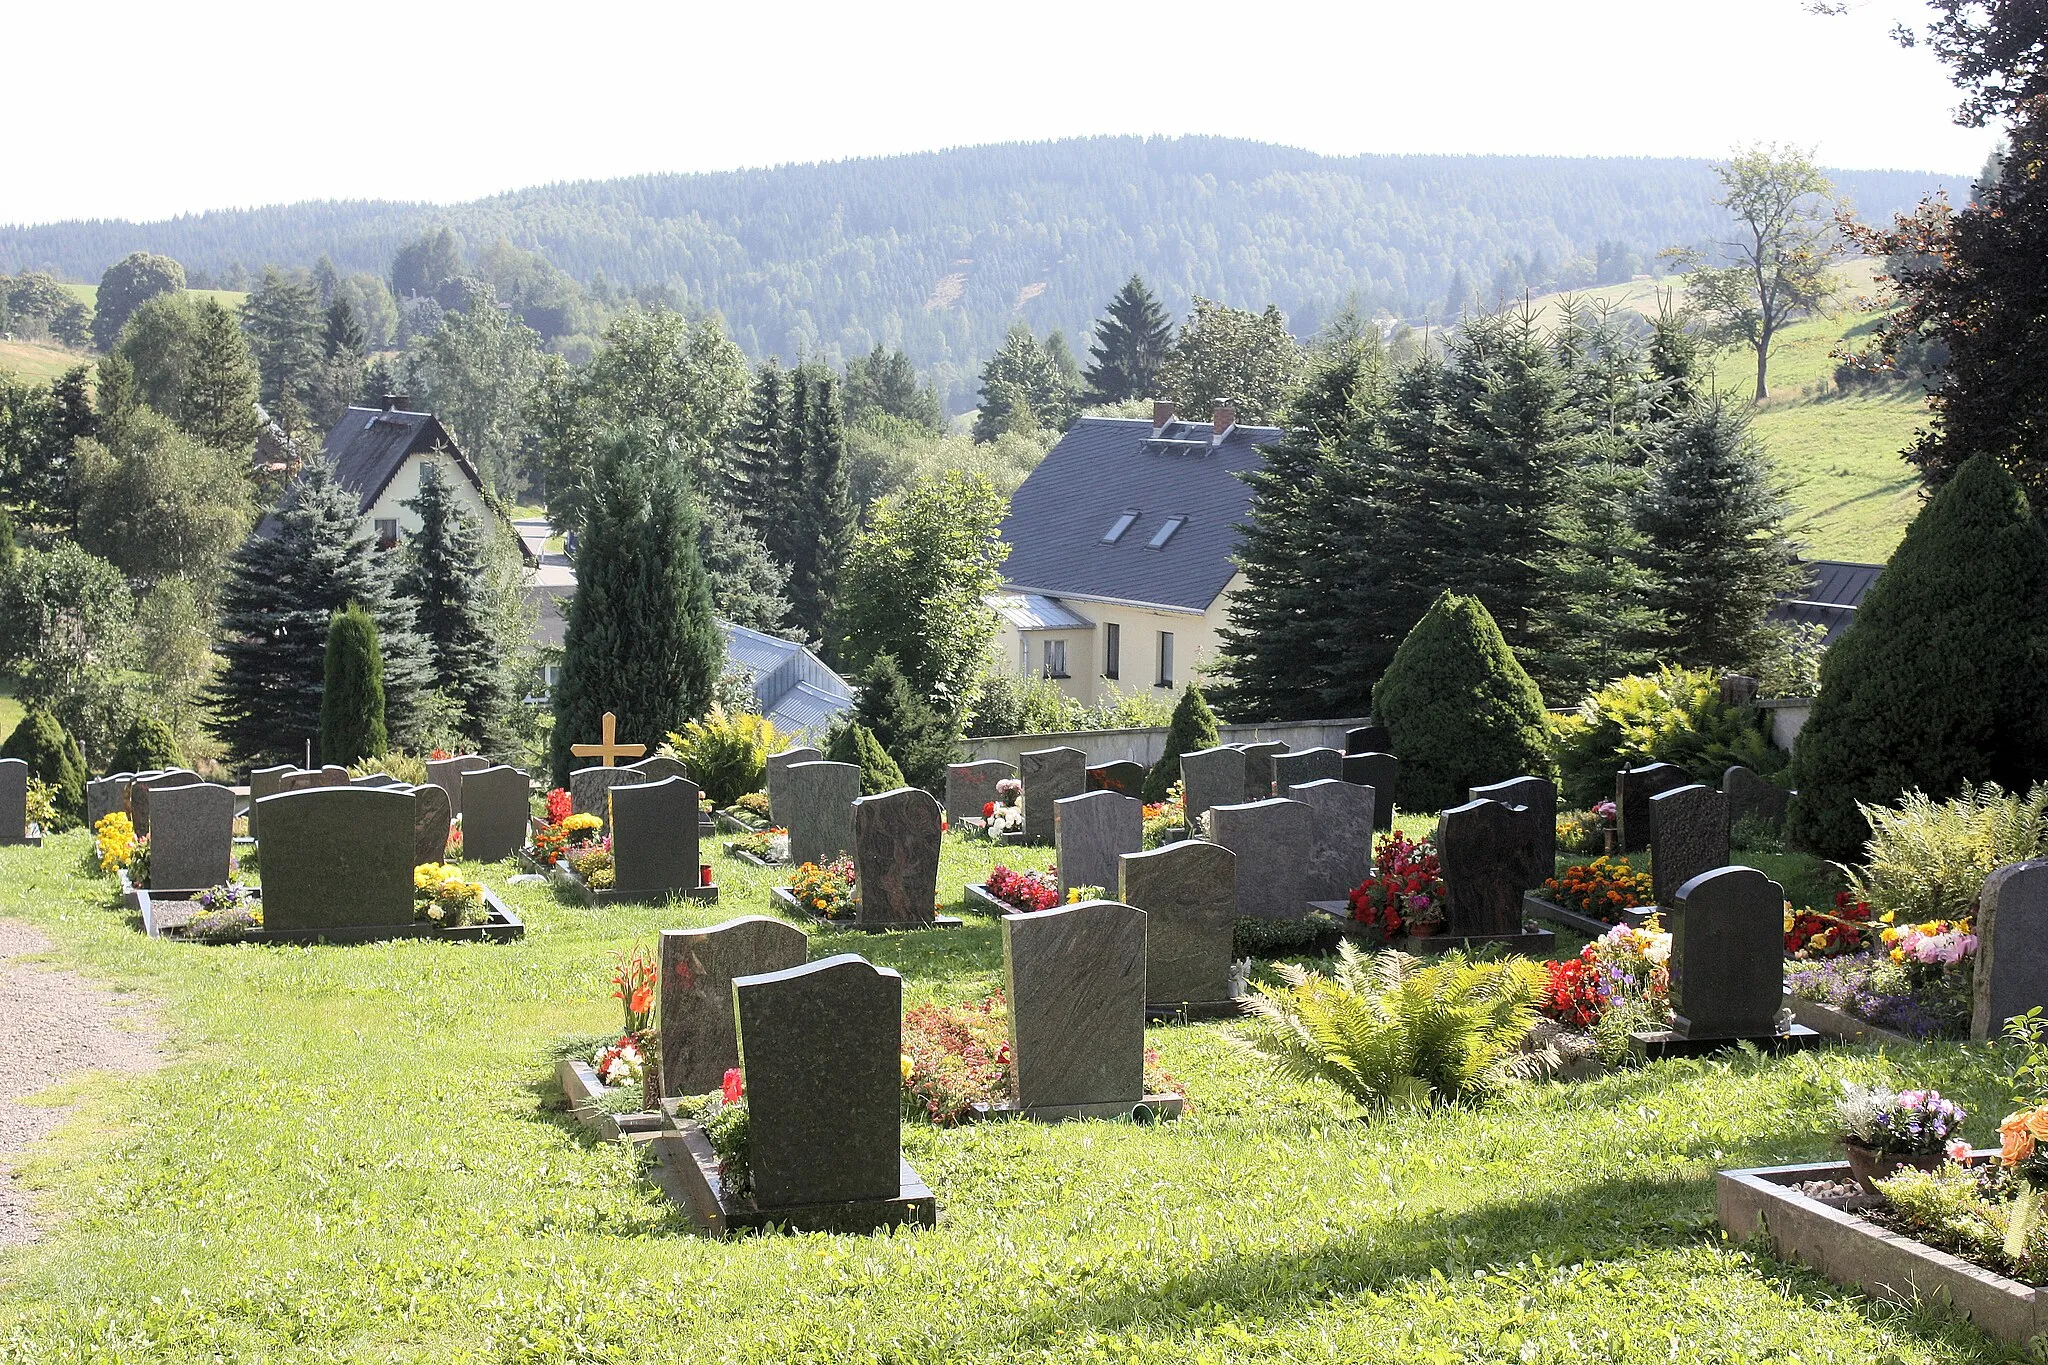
[766,884,963,932]
[136,886,525,943]
[1781,993,1921,1047]
[553,1057,667,1141]
[1718,1153,2044,1345]
[650,1119,937,1236]
[1307,901,1556,958]
[1521,892,1652,939]
[549,862,720,907]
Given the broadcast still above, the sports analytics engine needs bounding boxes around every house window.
[1102,511,1138,543]
[374,518,400,550]
[1156,631,1174,688]
[1104,623,1121,680]
[1148,516,1185,549]
[1041,638,1069,680]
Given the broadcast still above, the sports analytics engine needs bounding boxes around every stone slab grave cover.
[1972,860,2048,1041]
[1345,724,1391,754]
[409,781,453,865]
[782,760,860,866]
[1287,778,1375,904]
[426,754,489,819]
[765,745,823,824]
[1649,784,1730,908]
[1205,797,1311,920]
[259,786,417,932]
[244,765,294,842]
[851,787,942,927]
[147,782,235,891]
[1088,760,1147,797]
[1272,748,1343,794]
[1018,747,1086,845]
[1121,839,1238,1014]
[1616,762,1690,852]
[1004,900,1154,1117]
[460,765,530,864]
[1468,776,1557,891]
[1235,741,1288,802]
[659,916,808,1096]
[1725,765,1792,834]
[1432,798,1557,955]
[610,776,710,899]
[570,765,646,833]
[1635,865,1816,1058]
[1342,753,1399,830]
[86,773,137,832]
[129,769,201,837]
[1054,790,1143,901]
[945,759,1016,827]
[1179,745,1247,826]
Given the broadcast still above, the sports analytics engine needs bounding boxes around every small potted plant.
[1837,1083,1967,1194]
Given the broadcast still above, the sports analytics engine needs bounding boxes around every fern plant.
[1237,942,1558,1113]
[1849,781,2048,923]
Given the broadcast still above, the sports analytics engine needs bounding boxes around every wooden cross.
[569,711,646,768]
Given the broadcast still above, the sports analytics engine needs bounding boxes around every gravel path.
[0,919,163,1248]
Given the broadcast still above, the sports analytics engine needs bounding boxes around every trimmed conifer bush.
[826,721,905,795]
[1,706,86,829]
[1788,454,2048,861]
[1144,683,1221,803]
[1371,592,1551,813]
[109,714,183,775]
[320,603,388,766]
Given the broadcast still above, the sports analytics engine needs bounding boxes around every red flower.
[722,1068,744,1103]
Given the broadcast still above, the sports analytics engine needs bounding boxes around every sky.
[3,0,1998,226]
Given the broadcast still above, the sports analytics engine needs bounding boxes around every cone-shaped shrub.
[320,603,388,766]
[1,707,85,828]
[1788,454,2048,860]
[826,720,905,795]
[1144,683,1220,803]
[1372,591,1551,812]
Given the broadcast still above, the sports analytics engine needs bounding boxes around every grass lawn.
[0,830,2013,1362]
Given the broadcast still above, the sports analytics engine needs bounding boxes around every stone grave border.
[135,884,524,943]
[1307,900,1556,958]
[1718,1152,2042,1344]
[766,884,963,933]
[650,1118,937,1236]
[549,861,720,908]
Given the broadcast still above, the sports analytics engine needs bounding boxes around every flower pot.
[1840,1139,1944,1195]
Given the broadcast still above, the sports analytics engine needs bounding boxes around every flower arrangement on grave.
[1346,830,1444,941]
[1785,891,1875,959]
[414,863,488,926]
[788,858,857,919]
[732,826,789,863]
[1543,856,1653,922]
[985,864,1059,912]
[981,778,1024,838]
[1142,781,1187,848]
[94,812,137,876]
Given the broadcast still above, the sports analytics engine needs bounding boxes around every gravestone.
[1436,798,1535,937]
[1088,761,1148,797]
[1053,790,1143,901]
[1469,776,1557,890]
[659,916,808,1096]
[570,765,647,832]
[460,766,530,863]
[411,782,453,866]
[1236,741,1288,802]
[626,754,691,785]
[129,769,202,836]
[1973,861,2048,1041]
[426,754,489,819]
[1121,839,1237,1010]
[1179,746,1247,825]
[610,776,704,897]
[1205,797,1311,920]
[1724,765,1791,835]
[1616,762,1690,852]
[850,787,942,927]
[782,761,860,866]
[945,759,1016,827]
[1018,747,1086,845]
[1287,778,1376,903]
[87,773,137,831]
[0,759,30,843]
[1342,753,1399,829]
[734,954,903,1209]
[1003,900,1146,1113]
[1271,748,1343,794]
[147,782,235,890]
[257,787,415,932]
[1649,784,1730,908]
[766,745,824,824]
[1344,724,1391,755]
[245,764,294,842]
[1662,865,1787,1040]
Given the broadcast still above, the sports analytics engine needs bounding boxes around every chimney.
[381,393,411,412]
[1151,400,1175,434]
[1211,403,1237,445]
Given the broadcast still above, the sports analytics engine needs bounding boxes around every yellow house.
[989,402,1282,707]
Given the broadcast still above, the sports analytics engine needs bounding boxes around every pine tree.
[549,431,723,783]
[851,654,955,792]
[0,706,85,828]
[1632,396,1800,671]
[1143,683,1221,803]
[785,374,854,647]
[396,462,508,748]
[825,720,905,794]
[1083,275,1174,403]
[320,603,388,765]
[1788,454,2048,860]
[205,459,430,764]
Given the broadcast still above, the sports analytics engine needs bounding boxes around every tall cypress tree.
[785,374,854,647]
[1083,276,1174,403]
[397,462,508,748]
[320,603,388,765]
[549,431,723,783]
[206,459,430,764]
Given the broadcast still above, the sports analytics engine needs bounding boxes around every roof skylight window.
[1102,511,1139,543]
[1148,516,1185,549]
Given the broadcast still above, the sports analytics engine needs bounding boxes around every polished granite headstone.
[1018,747,1086,845]
[766,746,824,824]
[1341,753,1399,830]
[945,759,1016,826]
[782,760,860,866]
[1616,762,1690,852]
[660,916,807,1095]
[851,787,942,926]
[611,776,704,897]
[147,782,234,890]
[1271,748,1343,794]
[1179,746,1247,826]
[570,765,647,832]
[1287,778,1376,903]
[1469,775,1557,890]
[1205,797,1311,920]
[1235,742,1288,802]
[426,754,489,819]
[257,787,415,932]
[1973,861,2048,1041]
[1120,839,1237,1010]
[460,765,530,864]
[1053,790,1143,901]
[1004,900,1146,1112]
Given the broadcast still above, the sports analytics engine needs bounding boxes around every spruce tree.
[1788,454,2048,860]
[851,654,954,792]
[785,374,854,647]
[549,431,723,784]
[1143,683,1221,803]
[1083,275,1174,403]
[0,706,85,828]
[206,459,430,764]
[320,603,388,765]
[825,720,904,794]
[397,462,507,747]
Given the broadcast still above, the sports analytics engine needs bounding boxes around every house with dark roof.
[301,395,497,550]
[991,402,1282,704]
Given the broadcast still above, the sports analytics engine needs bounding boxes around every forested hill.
[0,136,1957,374]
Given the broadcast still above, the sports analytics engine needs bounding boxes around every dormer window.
[1147,516,1185,549]
[1102,511,1138,543]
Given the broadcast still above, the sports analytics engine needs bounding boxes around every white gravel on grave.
[0,919,163,1248]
